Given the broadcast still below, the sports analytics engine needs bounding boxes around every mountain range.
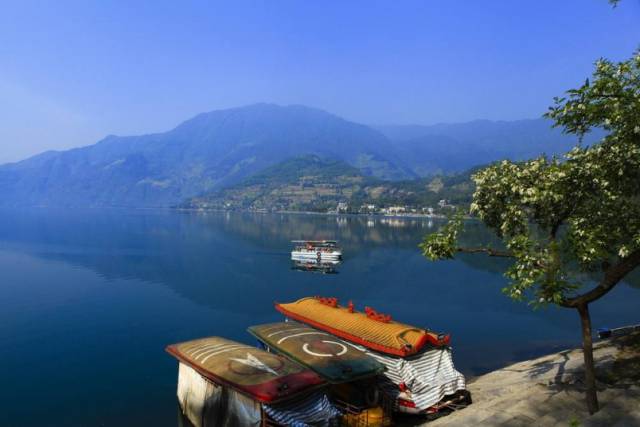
[0,103,602,208]
[375,119,603,175]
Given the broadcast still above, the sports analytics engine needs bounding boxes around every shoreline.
[411,333,640,427]
[2,205,471,222]
[175,206,463,220]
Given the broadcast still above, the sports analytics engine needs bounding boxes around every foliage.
[241,155,366,187]
[421,51,640,308]
[186,155,477,213]
[420,211,464,259]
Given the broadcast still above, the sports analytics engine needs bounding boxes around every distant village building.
[360,204,376,213]
[337,202,349,213]
[387,206,406,215]
[438,199,454,209]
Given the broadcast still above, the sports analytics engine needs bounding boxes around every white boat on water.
[291,240,342,261]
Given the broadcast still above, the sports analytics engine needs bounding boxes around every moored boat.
[275,297,450,357]
[274,297,469,418]
[291,240,342,262]
[166,336,340,426]
[249,321,393,426]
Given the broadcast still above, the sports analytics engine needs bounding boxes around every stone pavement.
[407,333,640,427]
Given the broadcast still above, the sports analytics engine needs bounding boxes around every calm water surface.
[0,209,638,426]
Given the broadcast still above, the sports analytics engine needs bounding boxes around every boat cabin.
[291,240,342,262]
[166,336,340,427]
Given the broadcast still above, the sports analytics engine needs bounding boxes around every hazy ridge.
[0,104,603,208]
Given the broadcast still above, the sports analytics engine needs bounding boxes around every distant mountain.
[0,104,411,208]
[0,105,607,208]
[184,155,475,212]
[374,119,605,175]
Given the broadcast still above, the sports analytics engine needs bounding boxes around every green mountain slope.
[183,155,476,213]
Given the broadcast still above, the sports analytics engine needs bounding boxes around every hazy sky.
[0,0,639,164]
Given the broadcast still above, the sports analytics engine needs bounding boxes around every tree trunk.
[577,303,599,414]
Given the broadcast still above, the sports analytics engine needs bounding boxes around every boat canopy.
[166,336,324,403]
[275,297,450,357]
[248,321,385,384]
[291,240,339,248]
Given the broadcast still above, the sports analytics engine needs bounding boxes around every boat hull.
[291,250,342,261]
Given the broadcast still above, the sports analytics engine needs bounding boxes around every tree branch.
[561,249,640,308]
[592,93,621,99]
[456,247,514,258]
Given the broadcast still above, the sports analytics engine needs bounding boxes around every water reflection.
[0,209,631,314]
[0,209,638,360]
[0,208,638,427]
[291,259,340,274]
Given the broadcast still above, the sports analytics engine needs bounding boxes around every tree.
[420,50,640,414]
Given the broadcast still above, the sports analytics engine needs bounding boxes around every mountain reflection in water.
[0,209,638,427]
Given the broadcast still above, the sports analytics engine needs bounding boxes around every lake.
[0,209,638,426]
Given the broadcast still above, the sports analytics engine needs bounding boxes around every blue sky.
[0,0,639,163]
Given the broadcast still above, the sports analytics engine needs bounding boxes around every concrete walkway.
[413,333,640,426]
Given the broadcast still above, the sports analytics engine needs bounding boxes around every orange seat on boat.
[275,297,450,357]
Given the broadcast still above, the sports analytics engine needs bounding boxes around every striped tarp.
[263,391,341,427]
[357,345,466,410]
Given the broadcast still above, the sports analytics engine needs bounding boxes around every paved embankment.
[417,333,640,427]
